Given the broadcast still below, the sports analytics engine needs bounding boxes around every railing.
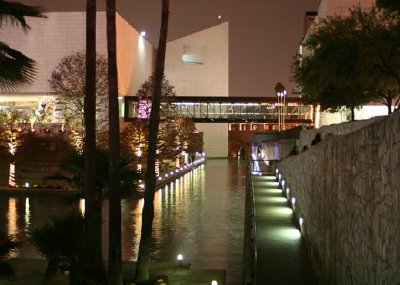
[243,160,257,285]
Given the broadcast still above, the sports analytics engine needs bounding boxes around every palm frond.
[0,261,16,280]
[0,41,37,91]
[0,232,20,259]
[0,0,44,31]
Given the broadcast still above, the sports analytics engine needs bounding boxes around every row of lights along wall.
[275,168,306,233]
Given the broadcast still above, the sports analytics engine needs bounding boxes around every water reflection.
[0,160,246,284]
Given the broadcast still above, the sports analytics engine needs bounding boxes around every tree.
[0,109,28,186]
[294,8,375,120]
[354,7,400,113]
[135,0,170,282]
[31,211,85,285]
[136,74,177,120]
[49,52,108,152]
[294,7,400,118]
[83,0,105,283]
[0,0,44,90]
[377,0,400,12]
[106,0,123,283]
[0,232,20,280]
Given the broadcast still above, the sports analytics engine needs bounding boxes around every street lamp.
[274,82,287,131]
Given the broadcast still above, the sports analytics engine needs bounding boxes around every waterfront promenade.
[252,173,317,284]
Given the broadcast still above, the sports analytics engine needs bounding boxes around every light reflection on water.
[0,159,246,284]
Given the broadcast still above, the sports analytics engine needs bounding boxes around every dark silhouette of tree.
[0,0,44,90]
[377,0,400,12]
[31,211,85,285]
[83,0,105,283]
[294,7,400,118]
[274,82,285,94]
[0,232,20,280]
[135,0,170,282]
[106,0,122,283]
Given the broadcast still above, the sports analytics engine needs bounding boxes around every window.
[182,45,204,64]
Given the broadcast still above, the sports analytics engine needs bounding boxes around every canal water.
[0,159,246,284]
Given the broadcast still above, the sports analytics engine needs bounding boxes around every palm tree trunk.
[135,0,170,282]
[84,0,105,283]
[106,0,122,284]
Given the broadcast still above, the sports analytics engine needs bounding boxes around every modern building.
[0,11,154,119]
[165,22,229,157]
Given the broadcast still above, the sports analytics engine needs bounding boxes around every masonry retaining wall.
[277,112,400,285]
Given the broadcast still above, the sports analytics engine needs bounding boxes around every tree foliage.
[136,74,176,120]
[0,232,20,280]
[293,6,400,118]
[377,0,400,12]
[49,51,108,129]
[0,0,44,90]
[49,52,109,151]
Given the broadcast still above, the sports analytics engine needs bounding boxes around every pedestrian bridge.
[124,96,313,124]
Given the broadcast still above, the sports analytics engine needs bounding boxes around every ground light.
[177,254,183,267]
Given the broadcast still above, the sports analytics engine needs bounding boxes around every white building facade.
[0,11,154,118]
[165,22,230,158]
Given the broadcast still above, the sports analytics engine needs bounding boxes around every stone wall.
[277,112,400,285]
[299,116,384,150]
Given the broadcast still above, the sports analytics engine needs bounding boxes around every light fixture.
[140,31,146,37]
[177,254,183,267]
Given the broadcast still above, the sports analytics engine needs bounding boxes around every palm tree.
[30,211,85,285]
[0,232,21,280]
[106,0,123,284]
[83,0,106,283]
[0,0,44,90]
[135,0,170,282]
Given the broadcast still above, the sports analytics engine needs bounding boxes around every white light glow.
[140,31,146,37]
[299,217,304,226]
[291,197,296,205]
[177,254,183,261]
[211,281,218,285]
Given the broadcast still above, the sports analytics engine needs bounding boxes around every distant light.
[140,31,146,37]
[291,197,296,205]
[177,254,183,261]
[211,281,218,285]
[217,15,222,19]
[299,217,304,226]
[282,180,285,187]
[25,182,29,188]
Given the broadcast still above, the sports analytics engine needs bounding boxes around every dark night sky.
[20,0,320,97]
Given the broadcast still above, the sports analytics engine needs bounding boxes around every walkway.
[253,174,317,284]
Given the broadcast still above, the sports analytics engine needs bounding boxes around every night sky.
[20,0,320,97]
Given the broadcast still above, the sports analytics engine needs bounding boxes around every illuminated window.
[182,45,204,64]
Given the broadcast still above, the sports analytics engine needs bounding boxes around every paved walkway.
[253,175,317,285]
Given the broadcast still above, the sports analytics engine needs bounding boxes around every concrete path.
[253,175,317,285]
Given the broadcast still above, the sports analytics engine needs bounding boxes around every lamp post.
[275,86,287,131]
[274,82,287,131]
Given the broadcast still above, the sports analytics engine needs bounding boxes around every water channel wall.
[277,112,400,285]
